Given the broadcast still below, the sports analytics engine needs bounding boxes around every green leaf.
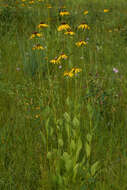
[65,123,70,138]
[44,106,50,114]
[80,184,87,190]
[75,137,82,162]
[57,174,63,186]
[72,163,79,181]
[72,116,80,127]
[62,152,72,172]
[58,138,64,147]
[86,133,92,144]
[87,103,93,118]
[70,139,76,151]
[91,161,100,176]
[62,152,70,160]
[65,159,73,172]
[47,152,52,159]
[45,117,50,128]
[66,96,71,106]
[85,142,91,158]
[64,112,71,122]
[40,131,46,146]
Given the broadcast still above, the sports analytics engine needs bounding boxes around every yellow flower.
[104,9,109,13]
[21,3,26,6]
[64,68,82,77]
[75,40,87,47]
[29,0,34,4]
[50,58,60,64]
[30,32,43,39]
[60,11,70,16]
[32,44,44,50]
[70,68,82,75]
[36,33,42,37]
[78,23,90,30]
[64,71,69,76]
[84,10,88,15]
[37,22,49,29]
[64,71,74,77]
[35,115,40,118]
[30,34,36,39]
[46,4,52,8]
[64,30,75,35]
[50,54,67,64]
[57,23,71,31]
[68,72,74,77]
[57,53,68,61]
[73,68,82,74]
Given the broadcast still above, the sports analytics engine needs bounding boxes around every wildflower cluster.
[27,6,90,77]
[32,44,44,50]
[64,68,82,77]
[26,3,111,79]
[104,9,109,13]
[37,22,49,29]
[75,40,87,47]
[50,54,68,64]
[30,31,43,39]
[57,23,71,31]
[84,10,88,15]
[78,23,90,30]
[59,10,70,16]
[64,30,75,36]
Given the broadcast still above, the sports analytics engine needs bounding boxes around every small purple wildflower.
[86,37,89,41]
[113,68,119,73]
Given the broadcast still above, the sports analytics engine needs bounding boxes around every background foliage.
[0,0,127,189]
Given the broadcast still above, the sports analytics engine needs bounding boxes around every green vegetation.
[0,0,127,189]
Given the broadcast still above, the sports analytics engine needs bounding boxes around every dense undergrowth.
[0,0,127,189]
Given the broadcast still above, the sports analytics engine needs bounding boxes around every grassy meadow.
[0,0,127,189]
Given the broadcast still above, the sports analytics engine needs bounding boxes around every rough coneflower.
[64,67,82,77]
[30,31,43,39]
[29,0,34,4]
[84,10,88,15]
[78,23,90,30]
[37,22,49,29]
[64,30,75,35]
[32,44,44,50]
[50,53,68,64]
[50,58,60,64]
[57,23,71,31]
[60,10,70,16]
[57,53,68,61]
[75,40,87,47]
[104,9,109,13]
[46,4,52,8]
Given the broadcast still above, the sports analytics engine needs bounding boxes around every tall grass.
[0,0,127,189]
